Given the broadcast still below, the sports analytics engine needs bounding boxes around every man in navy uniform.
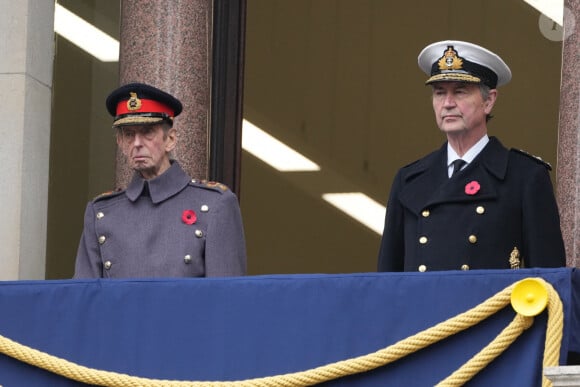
[74,83,247,278]
[378,40,565,272]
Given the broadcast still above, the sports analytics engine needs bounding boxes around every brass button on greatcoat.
[195,230,204,238]
[184,255,192,264]
[476,206,485,214]
[419,236,428,244]
[104,261,112,270]
[461,264,470,271]
[98,235,106,244]
[418,265,427,272]
[201,205,209,213]
[96,212,104,219]
[468,235,477,244]
[422,210,430,218]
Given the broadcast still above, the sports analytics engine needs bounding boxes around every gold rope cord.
[0,277,563,386]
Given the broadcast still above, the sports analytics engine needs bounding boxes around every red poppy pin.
[465,181,481,195]
[181,209,197,225]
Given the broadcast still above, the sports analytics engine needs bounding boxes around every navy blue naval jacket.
[74,161,247,278]
[378,137,565,272]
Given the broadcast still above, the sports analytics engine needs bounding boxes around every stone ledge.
[545,366,580,386]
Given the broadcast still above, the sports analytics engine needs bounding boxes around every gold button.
[104,261,112,270]
[476,206,485,214]
[461,264,470,271]
[184,255,192,264]
[201,205,209,213]
[98,235,106,244]
[419,236,428,244]
[422,210,430,217]
[96,212,104,219]
[469,235,477,244]
[418,265,427,272]
[195,230,203,238]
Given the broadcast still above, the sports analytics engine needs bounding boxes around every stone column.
[0,0,54,279]
[116,0,212,188]
[557,1,580,268]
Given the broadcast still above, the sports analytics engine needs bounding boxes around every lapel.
[399,137,509,215]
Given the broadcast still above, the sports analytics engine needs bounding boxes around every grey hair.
[479,83,494,122]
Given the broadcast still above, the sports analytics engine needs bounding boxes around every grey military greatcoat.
[377,137,565,272]
[74,162,246,278]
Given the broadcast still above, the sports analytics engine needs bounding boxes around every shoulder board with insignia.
[510,148,552,170]
[189,179,230,193]
[92,189,124,202]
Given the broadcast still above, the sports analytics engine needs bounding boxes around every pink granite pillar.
[115,0,211,188]
[557,1,580,267]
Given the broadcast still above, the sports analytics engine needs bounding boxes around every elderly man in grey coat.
[74,83,246,278]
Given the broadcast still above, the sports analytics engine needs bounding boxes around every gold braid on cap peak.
[426,73,481,84]
[113,115,174,127]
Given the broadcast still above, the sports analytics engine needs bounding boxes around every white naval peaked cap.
[417,40,512,88]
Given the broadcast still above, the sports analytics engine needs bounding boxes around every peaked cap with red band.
[106,82,183,127]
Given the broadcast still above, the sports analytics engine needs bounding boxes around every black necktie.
[141,182,151,197]
[451,159,466,177]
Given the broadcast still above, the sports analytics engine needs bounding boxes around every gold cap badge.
[438,46,464,71]
[127,92,142,111]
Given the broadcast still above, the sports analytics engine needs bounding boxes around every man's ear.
[484,89,498,113]
[165,127,177,152]
[115,130,123,147]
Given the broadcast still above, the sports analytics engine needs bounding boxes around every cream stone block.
[0,74,26,279]
[0,0,27,73]
[0,0,54,279]
[0,74,51,280]
[545,366,580,386]
[0,0,54,84]
[19,77,51,279]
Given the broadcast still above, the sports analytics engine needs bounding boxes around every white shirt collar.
[447,135,489,176]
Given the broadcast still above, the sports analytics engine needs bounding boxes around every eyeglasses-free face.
[118,125,160,143]
[116,124,177,179]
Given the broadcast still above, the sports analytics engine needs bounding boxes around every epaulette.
[510,148,552,170]
[92,188,124,202]
[189,179,230,193]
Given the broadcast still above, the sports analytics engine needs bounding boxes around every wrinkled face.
[431,82,496,137]
[116,123,176,179]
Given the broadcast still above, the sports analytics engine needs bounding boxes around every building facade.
[2,0,578,279]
